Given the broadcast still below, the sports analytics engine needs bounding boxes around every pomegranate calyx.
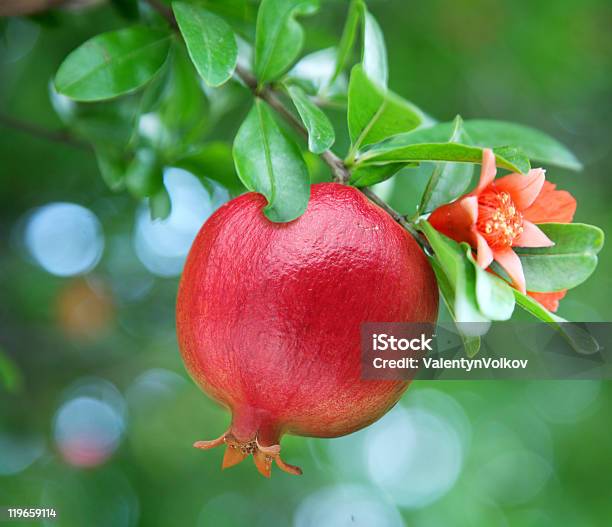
[193,434,225,450]
[193,431,302,478]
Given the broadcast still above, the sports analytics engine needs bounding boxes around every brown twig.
[0,0,69,17]
[245,77,424,242]
[143,0,178,29]
[0,113,92,151]
[159,6,415,239]
[361,188,428,246]
[147,0,355,187]
[3,0,421,244]
[234,66,421,240]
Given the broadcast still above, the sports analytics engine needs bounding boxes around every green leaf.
[138,61,172,114]
[514,223,604,292]
[349,162,412,187]
[418,115,474,213]
[419,220,488,323]
[463,245,515,320]
[55,26,171,101]
[513,290,600,354]
[95,147,126,191]
[233,100,310,222]
[347,64,425,153]
[360,5,387,87]
[419,161,473,213]
[286,84,335,154]
[254,0,319,84]
[514,288,564,323]
[125,149,163,198]
[460,332,481,358]
[174,142,244,194]
[199,0,258,25]
[149,47,210,153]
[392,119,581,171]
[172,2,238,87]
[358,135,529,174]
[162,48,209,132]
[149,185,172,220]
[328,0,363,89]
[492,146,531,174]
[73,109,136,149]
[430,258,481,357]
[50,83,141,148]
[462,120,581,171]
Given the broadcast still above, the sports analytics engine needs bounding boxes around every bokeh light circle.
[294,484,403,527]
[197,493,271,527]
[476,450,553,505]
[24,202,104,276]
[324,389,468,509]
[405,387,472,451]
[0,18,39,64]
[525,380,601,424]
[54,397,123,468]
[0,434,45,476]
[134,168,229,277]
[53,378,125,468]
[290,48,337,91]
[366,405,464,509]
[125,368,187,411]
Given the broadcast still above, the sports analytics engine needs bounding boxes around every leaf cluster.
[50,0,603,353]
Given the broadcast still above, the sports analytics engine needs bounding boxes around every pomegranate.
[176,183,438,477]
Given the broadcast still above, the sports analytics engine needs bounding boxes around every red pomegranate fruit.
[176,183,438,477]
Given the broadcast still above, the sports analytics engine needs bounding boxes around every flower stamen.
[477,191,524,248]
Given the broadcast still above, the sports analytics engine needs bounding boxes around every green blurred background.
[1,0,611,525]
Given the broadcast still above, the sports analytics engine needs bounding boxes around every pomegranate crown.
[194,430,302,478]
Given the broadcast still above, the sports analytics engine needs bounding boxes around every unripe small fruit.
[177,183,438,477]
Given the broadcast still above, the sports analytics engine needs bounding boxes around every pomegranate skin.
[177,183,438,475]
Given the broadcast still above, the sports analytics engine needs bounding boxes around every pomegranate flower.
[429,148,576,311]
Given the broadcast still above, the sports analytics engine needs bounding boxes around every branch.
[361,188,426,242]
[144,0,178,29]
[0,114,92,151]
[235,66,350,184]
[145,0,352,184]
[235,70,425,244]
[143,0,423,243]
[0,0,68,17]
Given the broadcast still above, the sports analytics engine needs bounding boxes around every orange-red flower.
[527,290,567,312]
[429,148,576,311]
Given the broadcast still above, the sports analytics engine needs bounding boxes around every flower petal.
[494,246,526,293]
[528,290,567,312]
[475,232,494,268]
[474,148,497,195]
[493,168,546,210]
[513,220,554,248]
[429,196,478,245]
[459,194,479,222]
[523,181,576,223]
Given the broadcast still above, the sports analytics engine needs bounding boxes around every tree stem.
[234,70,421,242]
[147,0,422,240]
[144,0,178,29]
[0,113,91,151]
[235,65,350,185]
